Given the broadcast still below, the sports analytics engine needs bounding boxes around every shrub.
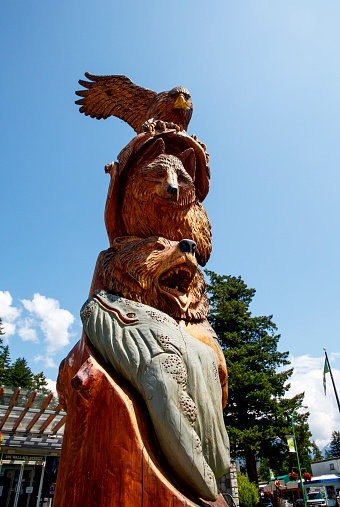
[237,472,260,507]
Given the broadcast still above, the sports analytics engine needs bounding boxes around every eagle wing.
[75,73,157,133]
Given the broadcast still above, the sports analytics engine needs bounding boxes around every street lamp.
[291,407,308,507]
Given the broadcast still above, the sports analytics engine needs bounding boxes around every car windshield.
[308,494,324,500]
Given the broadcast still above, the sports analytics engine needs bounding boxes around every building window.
[330,464,335,471]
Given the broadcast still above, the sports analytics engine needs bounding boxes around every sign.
[287,435,296,453]
[26,487,33,494]
[3,454,45,463]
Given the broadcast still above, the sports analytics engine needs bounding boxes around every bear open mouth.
[158,265,195,311]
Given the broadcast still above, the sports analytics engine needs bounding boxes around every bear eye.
[126,313,136,318]
[157,172,165,178]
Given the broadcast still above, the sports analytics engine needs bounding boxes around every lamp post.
[291,407,307,507]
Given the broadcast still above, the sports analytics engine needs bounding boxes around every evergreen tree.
[0,318,11,384]
[7,357,34,388]
[32,371,50,395]
[0,317,4,337]
[205,271,312,483]
[0,317,52,396]
[0,345,12,385]
[329,431,340,458]
[310,441,323,461]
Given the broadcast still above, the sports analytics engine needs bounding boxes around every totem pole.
[54,74,230,506]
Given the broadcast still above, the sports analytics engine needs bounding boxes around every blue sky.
[1,1,339,446]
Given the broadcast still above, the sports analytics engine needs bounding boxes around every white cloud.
[21,293,74,354]
[45,378,57,394]
[287,354,340,449]
[0,291,21,338]
[34,355,57,369]
[18,318,39,343]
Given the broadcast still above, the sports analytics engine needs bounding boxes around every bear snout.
[179,239,197,255]
[167,183,179,201]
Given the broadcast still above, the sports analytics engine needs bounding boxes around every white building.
[303,458,340,507]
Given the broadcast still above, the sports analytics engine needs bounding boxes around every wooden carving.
[80,291,230,501]
[54,75,230,507]
[104,136,212,266]
[76,73,193,133]
[98,236,208,321]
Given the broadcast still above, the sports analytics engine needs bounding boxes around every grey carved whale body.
[80,290,230,501]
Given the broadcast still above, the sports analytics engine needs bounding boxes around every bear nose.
[167,184,178,199]
[179,239,197,254]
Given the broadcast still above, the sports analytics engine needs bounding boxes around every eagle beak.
[174,94,191,110]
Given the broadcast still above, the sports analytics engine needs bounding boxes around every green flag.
[323,357,329,394]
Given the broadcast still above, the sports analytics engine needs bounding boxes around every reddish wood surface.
[54,340,228,507]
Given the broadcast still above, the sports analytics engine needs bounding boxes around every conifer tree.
[32,371,50,394]
[0,318,11,383]
[310,441,323,461]
[0,317,51,395]
[0,345,12,385]
[205,271,312,483]
[329,431,340,458]
[7,357,34,388]
[0,317,4,337]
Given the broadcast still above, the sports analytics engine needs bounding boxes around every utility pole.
[291,407,307,507]
[323,348,340,414]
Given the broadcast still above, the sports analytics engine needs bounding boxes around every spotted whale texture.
[80,290,230,501]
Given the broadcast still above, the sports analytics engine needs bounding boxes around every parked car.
[262,497,273,507]
[278,500,294,507]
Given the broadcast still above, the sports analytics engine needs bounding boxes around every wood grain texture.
[92,245,228,406]
[54,341,228,507]
[97,237,208,322]
[75,73,193,133]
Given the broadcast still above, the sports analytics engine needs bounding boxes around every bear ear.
[136,138,166,167]
[177,148,196,181]
[112,236,142,252]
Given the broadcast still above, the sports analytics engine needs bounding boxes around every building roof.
[304,475,340,485]
[0,385,66,455]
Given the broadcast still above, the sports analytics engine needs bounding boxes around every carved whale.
[80,290,230,501]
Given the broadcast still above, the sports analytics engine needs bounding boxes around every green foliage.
[0,317,51,395]
[7,357,34,388]
[329,431,340,458]
[0,345,11,384]
[310,441,323,461]
[205,271,313,482]
[32,371,51,395]
[237,473,260,507]
[0,318,5,336]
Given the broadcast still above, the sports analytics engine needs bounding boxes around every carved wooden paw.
[141,119,181,133]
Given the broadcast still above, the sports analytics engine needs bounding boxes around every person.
[275,478,281,496]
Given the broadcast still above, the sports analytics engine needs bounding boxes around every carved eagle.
[75,73,193,133]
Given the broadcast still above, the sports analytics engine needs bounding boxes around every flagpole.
[324,348,340,414]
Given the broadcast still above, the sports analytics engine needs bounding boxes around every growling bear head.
[96,236,208,322]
